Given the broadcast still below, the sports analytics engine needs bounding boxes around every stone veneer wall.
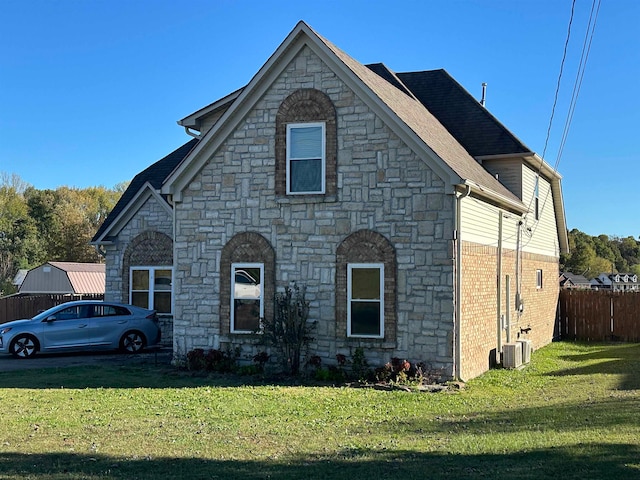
[460,241,560,380]
[103,195,174,345]
[173,46,456,374]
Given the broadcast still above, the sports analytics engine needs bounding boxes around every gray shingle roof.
[92,138,198,242]
[396,70,530,157]
[313,30,522,204]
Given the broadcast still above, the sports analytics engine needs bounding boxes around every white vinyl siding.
[460,163,560,258]
[522,166,560,256]
[459,195,520,251]
[481,158,523,197]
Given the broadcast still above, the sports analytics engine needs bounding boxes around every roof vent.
[480,82,487,107]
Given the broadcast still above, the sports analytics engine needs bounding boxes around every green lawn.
[0,342,639,479]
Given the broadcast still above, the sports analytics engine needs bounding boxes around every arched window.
[275,89,337,196]
[220,232,275,334]
[336,230,397,341]
[123,231,173,314]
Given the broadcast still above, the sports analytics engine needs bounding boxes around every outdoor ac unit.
[503,343,522,369]
[518,339,533,364]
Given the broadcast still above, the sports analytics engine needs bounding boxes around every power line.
[529,0,601,237]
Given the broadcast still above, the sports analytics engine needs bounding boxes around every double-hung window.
[231,263,263,333]
[286,122,325,194]
[347,263,384,338]
[130,267,173,314]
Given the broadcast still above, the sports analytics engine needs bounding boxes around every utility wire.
[527,0,601,244]
[554,0,602,170]
[534,0,602,233]
[540,0,577,164]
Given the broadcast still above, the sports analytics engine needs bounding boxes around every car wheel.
[10,334,38,359]
[120,331,145,354]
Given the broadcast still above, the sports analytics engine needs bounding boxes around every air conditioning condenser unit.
[518,339,533,364]
[503,343,522,369]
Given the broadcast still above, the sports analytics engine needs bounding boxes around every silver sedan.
[0,301,161,358]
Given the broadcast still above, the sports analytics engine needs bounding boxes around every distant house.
[591,273,639,292]
[92,21,568,380]
[18,262,106,296]
[559,272,591,289]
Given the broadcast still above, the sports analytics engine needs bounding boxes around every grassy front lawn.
[0,342,639,479]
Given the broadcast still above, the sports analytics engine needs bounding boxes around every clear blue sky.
[1,0,638,238]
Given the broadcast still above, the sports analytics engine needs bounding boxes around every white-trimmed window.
[231,263,263,333]
[536,269,543,289]
[347,263,384,338]
[286,122,325,194]
[130,267,173,314]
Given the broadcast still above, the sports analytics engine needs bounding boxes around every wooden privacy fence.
[0,294,104,324]
[558,289,640,342]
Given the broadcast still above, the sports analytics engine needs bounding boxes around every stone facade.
[103,195,174,345]
[172,46,456,373]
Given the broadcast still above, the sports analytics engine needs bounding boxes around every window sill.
[276,194,337,205]
[343,338,396,349]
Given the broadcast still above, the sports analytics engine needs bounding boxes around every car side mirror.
[45,315,57,323]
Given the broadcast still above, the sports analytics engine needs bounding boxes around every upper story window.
[536,269,543,289]
[276,89,336,197]
[286,122,326,194]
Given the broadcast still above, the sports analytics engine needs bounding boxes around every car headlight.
[0,327,12,335]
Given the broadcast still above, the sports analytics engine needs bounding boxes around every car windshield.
[31,304,78,322]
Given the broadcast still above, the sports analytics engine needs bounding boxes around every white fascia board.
[163,21,463,200]
[460,180,528,214]
[92,182,172,244]
[476,152,568,253]
[177,88,244,130]
[162,24,313,200]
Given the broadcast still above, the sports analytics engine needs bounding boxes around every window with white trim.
[130,267,173,314]
[347,263,384,338]
[286,122,325,194]
[231,263,263,333]
[536,269,543,289]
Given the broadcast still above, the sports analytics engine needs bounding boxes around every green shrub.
[261,283,315,375]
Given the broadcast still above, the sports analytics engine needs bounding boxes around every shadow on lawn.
[0,444,638,480]
[550,343,640,390]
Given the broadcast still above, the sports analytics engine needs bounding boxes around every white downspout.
[496,211,503,364]
[454,184,471,380]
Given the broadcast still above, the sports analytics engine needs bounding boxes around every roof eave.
[178,87,244,130]
[92,182,172,244]
[459,180,528,213]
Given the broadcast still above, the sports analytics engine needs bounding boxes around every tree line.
[561,229,640,279]
[0,173,125,295]
[2,169,638,295]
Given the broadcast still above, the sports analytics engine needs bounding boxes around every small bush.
[261,283,315,375]
[185,347,238,373]
[351,347,371,381]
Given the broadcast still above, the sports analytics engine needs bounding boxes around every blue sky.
[1,0,638,238]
